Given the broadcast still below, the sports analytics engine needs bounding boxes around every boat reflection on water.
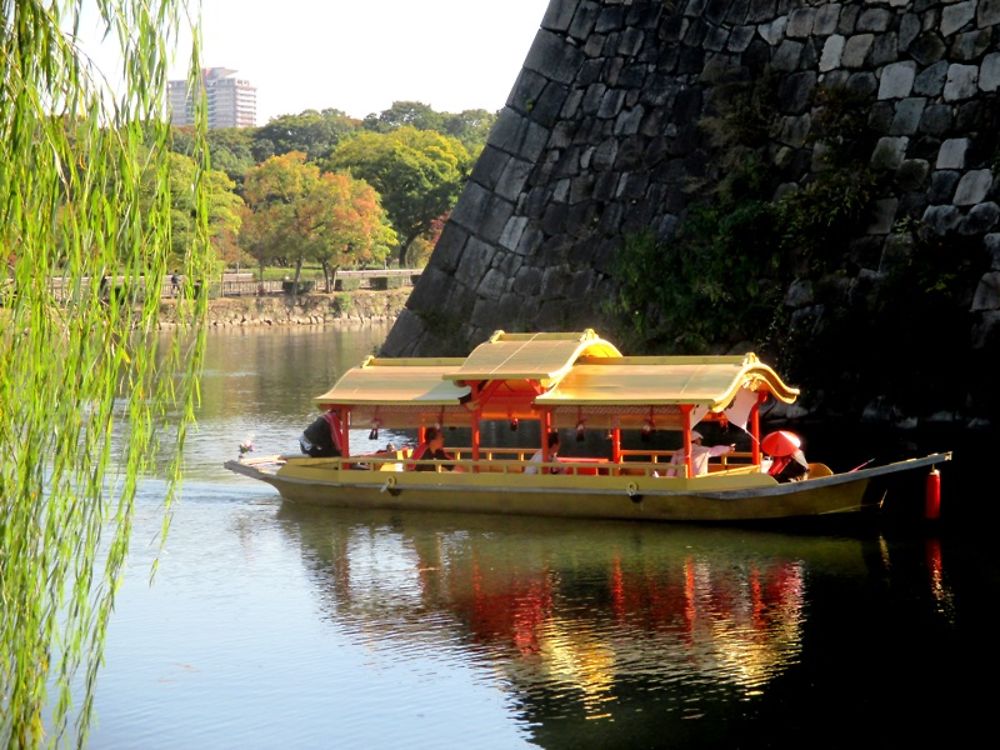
[275,505,901,734]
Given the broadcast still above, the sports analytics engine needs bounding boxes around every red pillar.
[340,408,351,458]
[681,405,693,479]
[751,392,766,466]
[542,409,552,463]
[471,411,481,468]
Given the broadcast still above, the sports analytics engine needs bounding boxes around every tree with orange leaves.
[239,152,395,299]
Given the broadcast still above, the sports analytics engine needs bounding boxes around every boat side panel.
[262,472,871,522]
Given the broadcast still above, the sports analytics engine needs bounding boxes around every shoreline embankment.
[158,289,409,328]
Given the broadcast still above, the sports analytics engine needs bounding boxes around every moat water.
[85,326,996,749]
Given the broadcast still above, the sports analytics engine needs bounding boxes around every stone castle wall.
[383,0,1000,414]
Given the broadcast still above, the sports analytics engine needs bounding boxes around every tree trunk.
[291,258,304,304]
[397,237,414,268]
[321,260,340,294]
[321,260,339,294]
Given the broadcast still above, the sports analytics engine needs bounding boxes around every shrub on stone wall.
[371,275,406,290]
[335,277,362,292]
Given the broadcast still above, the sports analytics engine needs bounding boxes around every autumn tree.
[313,171,397,291]
[240,152,394,298]
[405,213,448,267]
[325,126,471,266]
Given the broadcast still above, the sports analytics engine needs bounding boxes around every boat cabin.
[313,330,800,479]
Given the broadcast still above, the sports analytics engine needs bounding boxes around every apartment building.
[168,67,257,129]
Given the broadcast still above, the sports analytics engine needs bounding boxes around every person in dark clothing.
[300,410,343,457]
[411,427,455,471]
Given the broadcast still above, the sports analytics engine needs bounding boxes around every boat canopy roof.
[313,333,799,430]
[442,330,621,386]
[315,357,470,407]
[535,354,799,410]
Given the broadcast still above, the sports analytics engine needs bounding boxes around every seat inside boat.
[807,462,833,478]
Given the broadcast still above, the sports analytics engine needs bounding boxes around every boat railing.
[618,449,757,477]
[304,448,761,479]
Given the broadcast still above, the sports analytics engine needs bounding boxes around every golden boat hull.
[224,453,950,523]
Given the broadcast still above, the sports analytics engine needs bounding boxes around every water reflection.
[84,327,990,749]
[276,506,872,735]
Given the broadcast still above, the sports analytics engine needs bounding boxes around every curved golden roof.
[315,356,470,406]
[535,353,799,410]
[442,329,621,386]
[313,337,799,417]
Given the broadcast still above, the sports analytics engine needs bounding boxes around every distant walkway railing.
[46,269,422,300]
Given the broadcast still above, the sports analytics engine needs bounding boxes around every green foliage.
[808,86,880,168]
[143,152,244,267]
[608,200,785,353]
[776,167,880,273]
[240,152,395,297]
[697,73,782,202]
[171,125,257,184]
[607,75,885,362]
[440,108,497,156]
[326,126,472,265]
[331,292,355,315]
[371,275,406,290]
[363,101,446,133]
[1,1,211,745]
[700,73,779,152]
[167,103,489,270]
[251,108,359,163]
[362,101,497,154]
[335,276,363,291]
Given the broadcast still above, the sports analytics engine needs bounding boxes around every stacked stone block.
[383,0,1000,384]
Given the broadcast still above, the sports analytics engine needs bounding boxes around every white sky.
[138,0,551,124]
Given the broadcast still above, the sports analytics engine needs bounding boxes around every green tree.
[326,126,471,266]
[250,108,359,164]
[171,125,256,185]
[363,101,496,157]
[143,152,244,267]
[1,1,211,747]
[240,152,394,297]
[441,108,497,156]
[362,100,446,134]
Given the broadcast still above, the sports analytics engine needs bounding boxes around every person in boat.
[299,410,343,458]
[666,430,735,477]
[410,427,456,471]
[761,430,810,482]
[524,431,561,475]
[767,447,809,482]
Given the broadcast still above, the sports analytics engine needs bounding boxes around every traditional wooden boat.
[225,330,951,522]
